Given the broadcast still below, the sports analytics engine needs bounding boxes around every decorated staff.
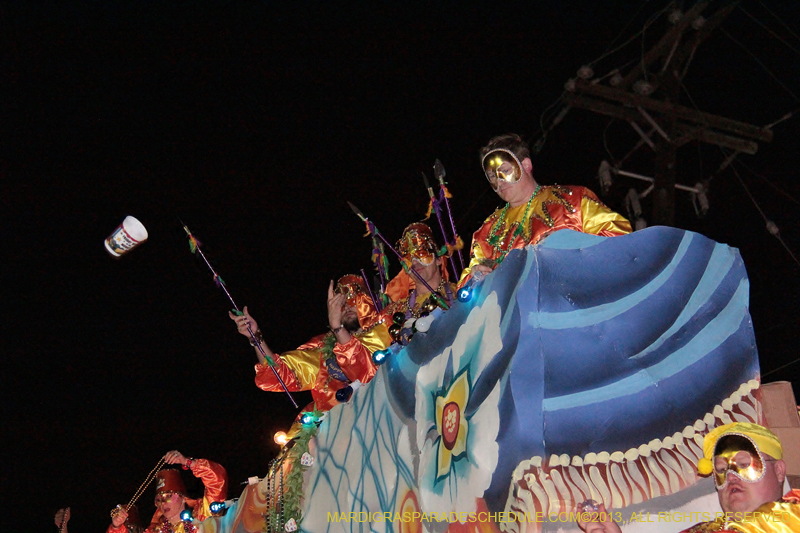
[369,235,390,309]
[433,159,465,272]
[421,171,457,280]
[347,202,449,311]
[182,223,298,408]
[360,268,382,313]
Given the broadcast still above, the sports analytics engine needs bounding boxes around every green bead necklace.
[486,185,542,260]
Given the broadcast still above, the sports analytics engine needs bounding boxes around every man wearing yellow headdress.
[577,422,800,533]
[230,275,391,413]
[459,133,631,286]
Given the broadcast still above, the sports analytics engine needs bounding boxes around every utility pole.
[561,0,772,226]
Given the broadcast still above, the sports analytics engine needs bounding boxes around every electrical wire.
[729,163,800,268]
[588,1,675,68]
[601,1,657,55]
[678,78,799,264]
[676,80,708,180]
[536,2,672,153]
[602,119,617,163]
[538,93,567,135]
[755,0,800,43]
[762,355,800,379]
[739,6,800,58]
[730,157,800,207]
[721,28,800,104]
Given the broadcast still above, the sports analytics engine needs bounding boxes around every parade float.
[201,226,761,533]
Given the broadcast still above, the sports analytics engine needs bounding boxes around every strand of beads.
[278,461,285,532]
[487,185,541,262]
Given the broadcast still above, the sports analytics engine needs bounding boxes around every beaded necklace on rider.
[156,517,197,533]
[403,277,452,319]
[485,185,541,265]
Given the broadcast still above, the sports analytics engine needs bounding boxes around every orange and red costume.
[106,459,227,533]
[460,185,630,285]
[254,275,391,412]
[254,322,391,412]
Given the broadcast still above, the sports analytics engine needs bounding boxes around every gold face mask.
[398,225,437,266]
[713,434,767,489]
[335,276,366,306]
[155,492,181,506]
[482,149,523,191]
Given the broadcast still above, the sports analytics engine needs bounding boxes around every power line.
[731,157,800,207]
[762,356,800,379]
[739,6,800,58]
[721,28,800,104]
[729,163,800,268]
[588,1,675,68]
[755,0,800,43]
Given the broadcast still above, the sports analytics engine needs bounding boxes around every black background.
[2,2,799,531]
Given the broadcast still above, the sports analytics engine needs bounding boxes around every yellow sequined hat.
[697,422,783,475]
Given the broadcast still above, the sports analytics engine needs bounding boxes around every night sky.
[3,2,799,531]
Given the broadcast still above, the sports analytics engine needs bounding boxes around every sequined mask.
[713,434,767,489]
[155,492,182,506]
[335,276,366,307]
[482,149,523,191]
[398,225,437,266]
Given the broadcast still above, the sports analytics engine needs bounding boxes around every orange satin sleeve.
[190,458,228,522]
[579,188,631,236]
[334,323,392,385]
[107,525,127,533]
[254,358,303,393]
[254,335,328,393]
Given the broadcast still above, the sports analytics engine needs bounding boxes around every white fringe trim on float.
[500,379,762,533]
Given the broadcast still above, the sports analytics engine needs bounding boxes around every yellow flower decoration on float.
[435,370,470,479]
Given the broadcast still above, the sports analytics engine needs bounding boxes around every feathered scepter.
[182,223,298,408]
[423,159,465,275]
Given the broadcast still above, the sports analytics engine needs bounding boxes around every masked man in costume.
[107,450,227,533]
[578,422,799,533]
[460,133,631,285]
[230,275,392,413]
[382,222,456,344]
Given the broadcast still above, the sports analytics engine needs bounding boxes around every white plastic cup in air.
[104,216,148,257]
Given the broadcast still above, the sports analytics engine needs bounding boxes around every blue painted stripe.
[539,229,608,249]
[534,232,695,329]
[542,278,749,411]
[630,242,736,360]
